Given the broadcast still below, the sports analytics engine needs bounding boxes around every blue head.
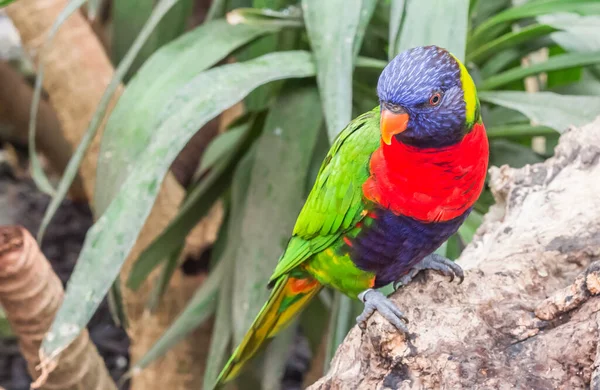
[377,46,479,148]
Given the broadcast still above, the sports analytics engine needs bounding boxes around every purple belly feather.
[349,207,470,287]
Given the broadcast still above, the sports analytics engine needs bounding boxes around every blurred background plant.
[1,0,600,388]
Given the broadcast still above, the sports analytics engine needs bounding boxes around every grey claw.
[357,289,408,333]
[396,268,419,288]
[395,254,464,287]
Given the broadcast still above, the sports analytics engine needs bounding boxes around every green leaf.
[261,325,295,390]
[480,48,523,79]
[470,0,510,29]
[434,240,448,257]
[395,0,469,62]
[299,294,329,355]
[95,20,277,214]
[475,190,495,215]
[232,84,322,344]
[539,13,600,52]
[470,0,600,48]
[324,292,353,372]
[204,147,256,390]
[480,91,600,132]
[86,0,103,20]
[113,0,194,80]
[489,139,544,168]
[540,12,600,81]
[553,69,600,95]
[127,120,253,290]
[302,0,363,141]
[480,51,600,90]
[124,256,225,377]
[202,280,233,390]
[486,124,556,138]
[37,0,182,243]
[206,0,227,20]
[146,245,182,311]
[111,1,153,72]
[388,0,407,59]
[226,6,303,27]
[468,0,478,20]
[28,0,87,198]
[458,210,483,244]
[194,125,251,180]
[203,276,237,387]
[483,106,528,127]
[228,0,254,10]
[354,0,378,59]
[306,126,330,192]
[445,234,462,260]
[106,278,127,328]
[467,24,558,64]
[41,51,316,361]
[0,0,17,6]
[546,45,583,88]
[203,282,233,389]
[355,56,387,69]
[233,1,296,112]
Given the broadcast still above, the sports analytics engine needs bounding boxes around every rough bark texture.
[5,1,222,388]
[309,119,600,390]
[0,226,116,390]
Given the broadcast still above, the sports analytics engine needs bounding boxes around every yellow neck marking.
[450,53,478,127]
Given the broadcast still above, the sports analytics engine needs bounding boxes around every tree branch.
[309,118,600,389]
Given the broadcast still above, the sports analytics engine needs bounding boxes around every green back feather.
[268,107,381,284]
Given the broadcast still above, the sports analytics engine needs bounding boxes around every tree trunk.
[309,119,600,390]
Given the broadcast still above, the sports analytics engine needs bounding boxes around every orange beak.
[380,108,409,145]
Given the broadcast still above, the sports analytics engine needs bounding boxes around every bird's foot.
[394,253,464,289]
[356,289,408,333]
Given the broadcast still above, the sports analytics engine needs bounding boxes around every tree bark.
[0,226,116,390]
[5,1,222,388]
[309,118,600,390]
[0,61,86,198]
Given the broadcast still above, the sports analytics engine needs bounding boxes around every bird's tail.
[214,272,322,387]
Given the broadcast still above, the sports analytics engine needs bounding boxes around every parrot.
[214,45,489,386]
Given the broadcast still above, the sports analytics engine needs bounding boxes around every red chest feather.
[363,123,489,222]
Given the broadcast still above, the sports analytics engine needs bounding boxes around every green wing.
[269,107,381,284]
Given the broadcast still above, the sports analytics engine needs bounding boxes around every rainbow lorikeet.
[215,45,489,385]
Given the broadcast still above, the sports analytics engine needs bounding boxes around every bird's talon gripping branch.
[395,253,464,288]
[357,289,408,332]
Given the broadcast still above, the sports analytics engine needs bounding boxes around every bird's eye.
[429,92,442,106]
